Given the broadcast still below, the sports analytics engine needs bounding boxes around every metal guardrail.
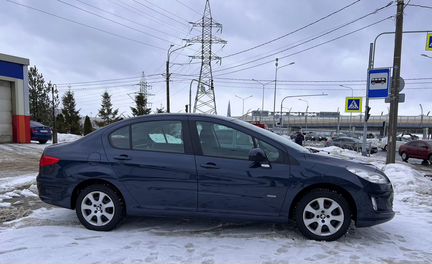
[240,115,432,129]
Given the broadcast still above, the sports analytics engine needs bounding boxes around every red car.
[398,140,432,162]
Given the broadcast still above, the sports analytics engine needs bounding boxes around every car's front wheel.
[295,189,351,241]
[38,140,48,144]
[76,184,124,231]
[401,152,409,162]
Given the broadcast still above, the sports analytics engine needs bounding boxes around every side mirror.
[249,148,267,163]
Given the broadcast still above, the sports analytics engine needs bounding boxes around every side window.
[196,122,254,160]
[131,121,184,153]
[110,126,130,149]
[257,140,282,163]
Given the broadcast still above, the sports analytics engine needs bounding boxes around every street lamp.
[166,43,192,113]
[298,98,309,130]
[273,58,295,127]
[252,79,274,122]
[235,95,253,116]
[280,93,327,129]
[339,84,354,130]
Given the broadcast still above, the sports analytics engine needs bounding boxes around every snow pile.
[0,175,37,208]
[382,163,432,207]
[56,133,82,143]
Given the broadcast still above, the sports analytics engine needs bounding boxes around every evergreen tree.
[28,66,51,124]
[83,115,94,135]
[97,91,121,127]
[130,93,151,116]
[61,90,81,135]
[56,113,66,133]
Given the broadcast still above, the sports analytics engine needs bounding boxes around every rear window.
[109,126,130,149]
[30,121,45,127]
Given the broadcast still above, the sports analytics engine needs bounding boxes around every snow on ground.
[1,142,432,263]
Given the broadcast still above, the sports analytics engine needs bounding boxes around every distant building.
[0,53,30,143]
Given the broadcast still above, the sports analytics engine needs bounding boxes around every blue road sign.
[345,97,362,112]
[426,33,432,51]
[368,68,390,99]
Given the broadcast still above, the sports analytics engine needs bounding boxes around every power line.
[70,0,181,40]
[216,3,393,74]
[6,0,165,50]
[215,16,394,77]
[406,3,432,9]
[55,73,163,86]
[223,0,363,58]
[141,0,192,23]
[56,0,176,43]
[131,0,192,30]
[174,0,202,15]
[108,0,190,36]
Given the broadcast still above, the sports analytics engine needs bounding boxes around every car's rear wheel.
[401,152,409,162]
[295,189,351,241]
[76,184,124,231]
[38,140,48,144]
[383,144,387,151]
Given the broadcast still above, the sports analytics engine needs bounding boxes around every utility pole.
[186,0,226,115]
[362,43,373,156]
[51,84,57,144]
[273,58,279,128]
[273,59,295,127]
[166,44,190,113]
[386,0,404,164]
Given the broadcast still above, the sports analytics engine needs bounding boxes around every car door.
[191,118,290,216]
[105,118,197,212]
[416,142,429,160]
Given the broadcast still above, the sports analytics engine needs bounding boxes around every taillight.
[40,155,60,167]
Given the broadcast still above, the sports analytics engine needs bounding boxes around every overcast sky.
[1,0,431,117]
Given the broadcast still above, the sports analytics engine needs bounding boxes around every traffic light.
[185,105,189,113]
[365,106,371,122]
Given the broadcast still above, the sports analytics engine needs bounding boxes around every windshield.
[233,119,310,154]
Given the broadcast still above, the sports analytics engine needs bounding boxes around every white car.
[380,134,417,151]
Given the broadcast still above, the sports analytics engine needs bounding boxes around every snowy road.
[1,141,432,263]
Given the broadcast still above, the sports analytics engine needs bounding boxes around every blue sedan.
[37,114,394,241]
[31,121,52,144]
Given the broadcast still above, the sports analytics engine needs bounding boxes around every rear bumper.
[37,173,72,209]
[32,133,52,141]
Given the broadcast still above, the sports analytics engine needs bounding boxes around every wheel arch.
[288,183,358,222]
[71,179,126,214]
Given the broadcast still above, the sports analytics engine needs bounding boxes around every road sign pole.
[362,43,374,156]
[386,0,404,164]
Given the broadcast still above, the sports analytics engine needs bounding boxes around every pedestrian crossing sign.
[426,33,432,51]
[345,97,362,113]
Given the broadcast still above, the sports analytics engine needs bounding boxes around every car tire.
[38,140,48,144]
[401,152,409,162]
[383,145,387,151]
[76,184,125,231]
[295,189,351,241]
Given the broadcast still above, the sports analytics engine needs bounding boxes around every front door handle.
[200,162,219,169]
[113,154,131,161]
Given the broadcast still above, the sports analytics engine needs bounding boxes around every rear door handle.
[200,162,219,169]
[114,154,131,161]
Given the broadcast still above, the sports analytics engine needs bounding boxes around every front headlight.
[347,167,389,184]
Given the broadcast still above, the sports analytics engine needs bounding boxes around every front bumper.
[355,182,395,227]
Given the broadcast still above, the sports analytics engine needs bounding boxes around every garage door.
[0,80,12,143]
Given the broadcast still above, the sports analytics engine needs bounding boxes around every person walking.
[295,132,305,146]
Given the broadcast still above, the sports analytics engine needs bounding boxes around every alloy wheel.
[81,191,115,226]
[302,197,344,237]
